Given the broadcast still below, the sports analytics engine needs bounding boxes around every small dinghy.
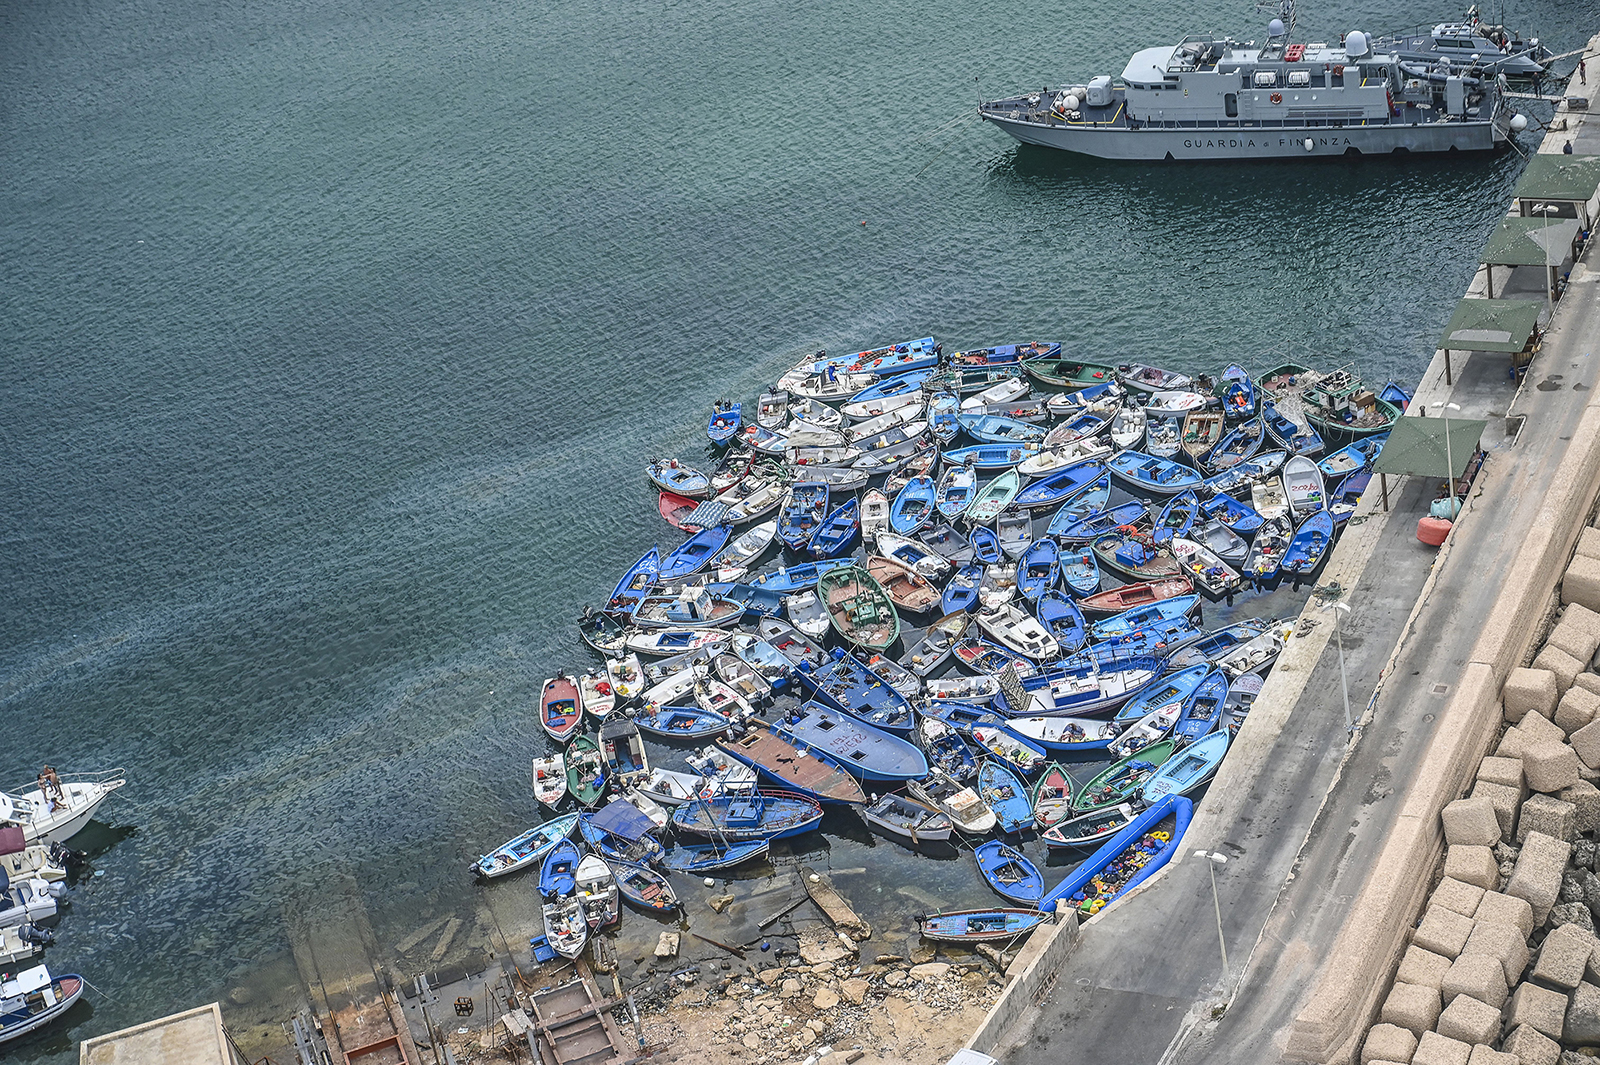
[1120,363,1192,394]
[1043,802,1141,850]
[844,388,925,423]
[967,470,1022,525]
[565,735,608,807]
[978,760,1034,832]
[904,611,970,675]
[1225,670,1266,734]
[863,793,952,846]
[756,389,790,429]
[977,564,1017,612]
[1331,471,1372,524]
[696,675,756,721]
[1190,519,1250,567]
[1218,623,1292,677]
[921,522,975,565]
[791,395,845,428]
[1035,591,1087,656]
[634,766,703,806]
[1163,621,1272,672]
[976,602,1059,660]
[890,476,937,534]
[1045,379,1124,415]
[539,840,581,897]
[540,675,584,743]
[471,813,580,879]
[1109,405,1147,450]
[610,859,679,913]
[928,390,962,441]
[972,726,1048,776]
[935,464,977,518]
[531,753,568,808]
[608,546,660,615]
[1078,576,1193,615]
[577,608,630,654]
[686,745,760,797]
[671,788,824,840]
[574,853,619,929]
[1059,544,1102,598]
[1318,435,1387,478]
[808,496,861,559]
[928,700,1009,734]
[1219,365,1257,418]
[1024,356,1114,389]
[0,964,84,1046]
[606,653,646,703]
[969,523,1004,564]
[659,525,733,582]
[1014,461,1105,509]
[1016,540,1059,602]
[860,488,891,539]
[995,510,1032,560]
[1145,415,1183,459]
[975,841,1044,905]
[707,400,742,446]
[1073,738,1181,812]
[664,839,771,874]
[0,875,58,930]
[757,617,828,667]
[647,459,711,499]
[1145,731,1230,800]
[907,769,995,832]
[779,482,829,551]
[659,491,702,531]
[1202,491,1265,535]
[917,908,1048,942]
[865,555,941,614]
[1030,763,1076,829]
[578,673,617,721]
[1283,456,1326,517]
[1282,509,1336,580]
[1181,410,1226,463]
[1041,410,1108,449]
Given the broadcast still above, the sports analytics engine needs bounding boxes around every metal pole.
[1208,858,1229,979]
[1444,411,1455,516]
[1336,608,1352,731]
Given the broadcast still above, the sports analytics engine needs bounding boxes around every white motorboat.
[0,963,84,1046]
[0,769,125,846]
[0,924,51,967]
[622,789,670,829]
[976,603,1060,660]
[0,875,61,930]
[606,653,647,702]
[0,837,68,885]
[531,753,568,809]
[784,589,832,638]
[573,854,619,930]
[578,671,617,720]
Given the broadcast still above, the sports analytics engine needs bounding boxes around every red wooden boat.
[716,729,868,805]
[658,491,698,530]
[1079,576,1194,616]
[540,674,584,743]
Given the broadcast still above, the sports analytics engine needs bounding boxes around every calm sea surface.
[4,0,1597,1057]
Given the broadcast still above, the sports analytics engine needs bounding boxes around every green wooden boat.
[966,469,1022,525]
[1072,737,1181,813]
[817,565,901,651]
[566,733,608,807]
[1301,369,1402,441]
[1023,358,1118,389]
[1090,530,1185,583]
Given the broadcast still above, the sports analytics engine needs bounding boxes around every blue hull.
[798,653,916,733]
[1040,795,1193,911]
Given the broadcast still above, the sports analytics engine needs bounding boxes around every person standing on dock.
[1581,59,1587,84]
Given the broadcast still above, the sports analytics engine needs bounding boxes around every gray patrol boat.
[978,1,1528,161]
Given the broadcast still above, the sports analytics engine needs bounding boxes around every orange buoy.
[1417,516,1451,546]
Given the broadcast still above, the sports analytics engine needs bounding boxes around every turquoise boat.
[941,444,1040,470]
[956,412,1047,446]
[1142,731,1231,800]
[471,812,581,880]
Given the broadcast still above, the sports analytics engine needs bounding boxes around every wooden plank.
[799,865,871,939]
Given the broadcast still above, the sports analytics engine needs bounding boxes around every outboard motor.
[17,924,53,947]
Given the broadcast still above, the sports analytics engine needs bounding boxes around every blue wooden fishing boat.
[707,401,742,446]
[778,482,828,551]
[809,337,938,375]
[957,412,1047,446]
[772,702,928,782]
[1013,460,1104,510]
[927,700,1009,733]
[539,840,581,897]
[1202,450,1286,499]
[608,546,660,615]
[1005,714,1120,758]
[1200,492,1265,535]
[928,391,961,441]
[918,717,980,780]
[1164,620,1272,672]
[952,340,1060,367]
[580,799,664,864]
[1019,655,1165,718]
[1059,543,1102,598]
[471,813,581,879]
[968,525,1003,564]
[609,859,679,912]
[940,444,1040,470]
[670,788,824,840]
[1318,434,1387,479]
[1144,731,1230,800]
[1281,509,1336,578]
[1112,664,1213,726]
[1379,381,1413,412]
[659,526,732,582]
[1204,416,1266,472]
[1172,668,1230,741]
[647,459,711,499]
[845,366,938,406]
[1330,471,1372,525]
[663,839,770,874]
[1054,501,1148,543]
[1107,451,1204,496]
[1219,365,1257,420]
[890,476,937,535]
[1080,620,1203,664]
[1044,410,1109,447]
[633,704,731,741]
[976,760,1034,833]
[1150,490,1200,544]
[703,581,785,618]
[942,563,983,614]
[1016,539,1059,602]
[748,558,855,593]
[798,652,917,733]
[975,841,1044,906]
[807,497,860,559]
[1041,795,1193,915]
[1261,400,1324,456]
[917,908,1049,941]
[1089,594,1200,640]
[1035,591,1087,655]
[1044,473,1112,537]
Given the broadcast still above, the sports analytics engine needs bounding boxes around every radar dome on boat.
[1345,30,1369,57]
[1268,18,1285,36]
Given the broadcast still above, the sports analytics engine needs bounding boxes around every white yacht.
[0,769,125,845]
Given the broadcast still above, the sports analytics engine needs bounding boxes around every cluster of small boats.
[0,769,125,1046]
[480,340,1410,950]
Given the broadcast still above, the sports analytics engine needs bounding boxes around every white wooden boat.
[1143,389,1209,414]
[1016,438,1112,478]
[876,531,954,580]
[925,674,1001,703]
[978,564,1017,612]
[841,390,922,422]
[531,753,568,809]
[713,650,772,703]
[756,389,790,429]
[542,897,589,958]
[960,377,1029,409]
[685,747,759,797]
[579,672,617,720]
[1249,477,1290,522]
[902,612,969,676]
[976,603,1059,660]
[623,789,670,829]
[1282,456,1326,517]
[860,489,891,539]
[626,628,727,658]
[574,854,619,929]
[789,395,845,429]
[848,404,925,440]
[863,793,951,845]
[694,677,755,721]
[908,770,997,833]
[606,654,647,702]
[714,520,778,572]
[995,511,1032,560]
[1109,405,1147,450]
[1107,705,1184,760]
[639,661,708,708]
[1219,624,1293,677]
[1169,537,1243,599]
[0,769,126,846]
[784,590,832,638]
[635,767,703,807]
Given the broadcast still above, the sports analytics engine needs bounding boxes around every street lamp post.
[1442,401,1461,519]
[1331,602,1353,731]
[1533,201,1557,321]
[1194,849,1230,987]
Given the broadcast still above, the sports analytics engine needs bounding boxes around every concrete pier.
[974,38,1600,1065]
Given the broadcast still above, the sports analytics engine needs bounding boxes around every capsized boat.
[977,760,1034,833]
[470,812,580,879]
[916,908,1048,942]
[670,788,825,840]
[863,793,951,846]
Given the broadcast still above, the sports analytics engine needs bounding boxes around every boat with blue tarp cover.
[975,840,1044,905]
[670,788,824,840]
[580,797,664,864]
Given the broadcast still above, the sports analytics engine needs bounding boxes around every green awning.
[1513,154,1600,204]
[1480,216,1581,267]
[1438,298,1543,353]
[1371,415,1487,480]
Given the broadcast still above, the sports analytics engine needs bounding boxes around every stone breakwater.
[1360,532,1600,1064]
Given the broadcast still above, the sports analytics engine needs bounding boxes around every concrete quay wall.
[964,908,1080,1056]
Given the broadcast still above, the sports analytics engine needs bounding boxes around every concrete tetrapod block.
[1516,794,1577,843]
[1379,981,1442,1037]
[1462,921,1530,987]
[1522,711,1570,748]
[1524,741,1581,794]
[1534,646,1584,693]
[1567,979,1600,1046]
[1433,878,1487,919]
[1475,891,1536,938]
[1562,780,1600,833]
[1470,780,1522,840]
[1444,846,1501,890]
[1505,668,1561,723]
[1415,905,1477,959]
[1550,623,1600,674]
[1505,981,1567,1040]
[1556,685,1600,735]
[1464,1046,1517,1065]
[1361,1023,1418,1064]
[1411,1030,1472,1065]
[1435,992,1502,1046]
[1440,954,1509,1008]
[1501,1023,1562,1065]
[1530,923,1599,989]
[1477,756,1527,791]
[1563,554,1600,614]
[1573,718,1600,771]
[1398,945,1456,989]
[1506,831,1573,926]
[1443,799,1504,847]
